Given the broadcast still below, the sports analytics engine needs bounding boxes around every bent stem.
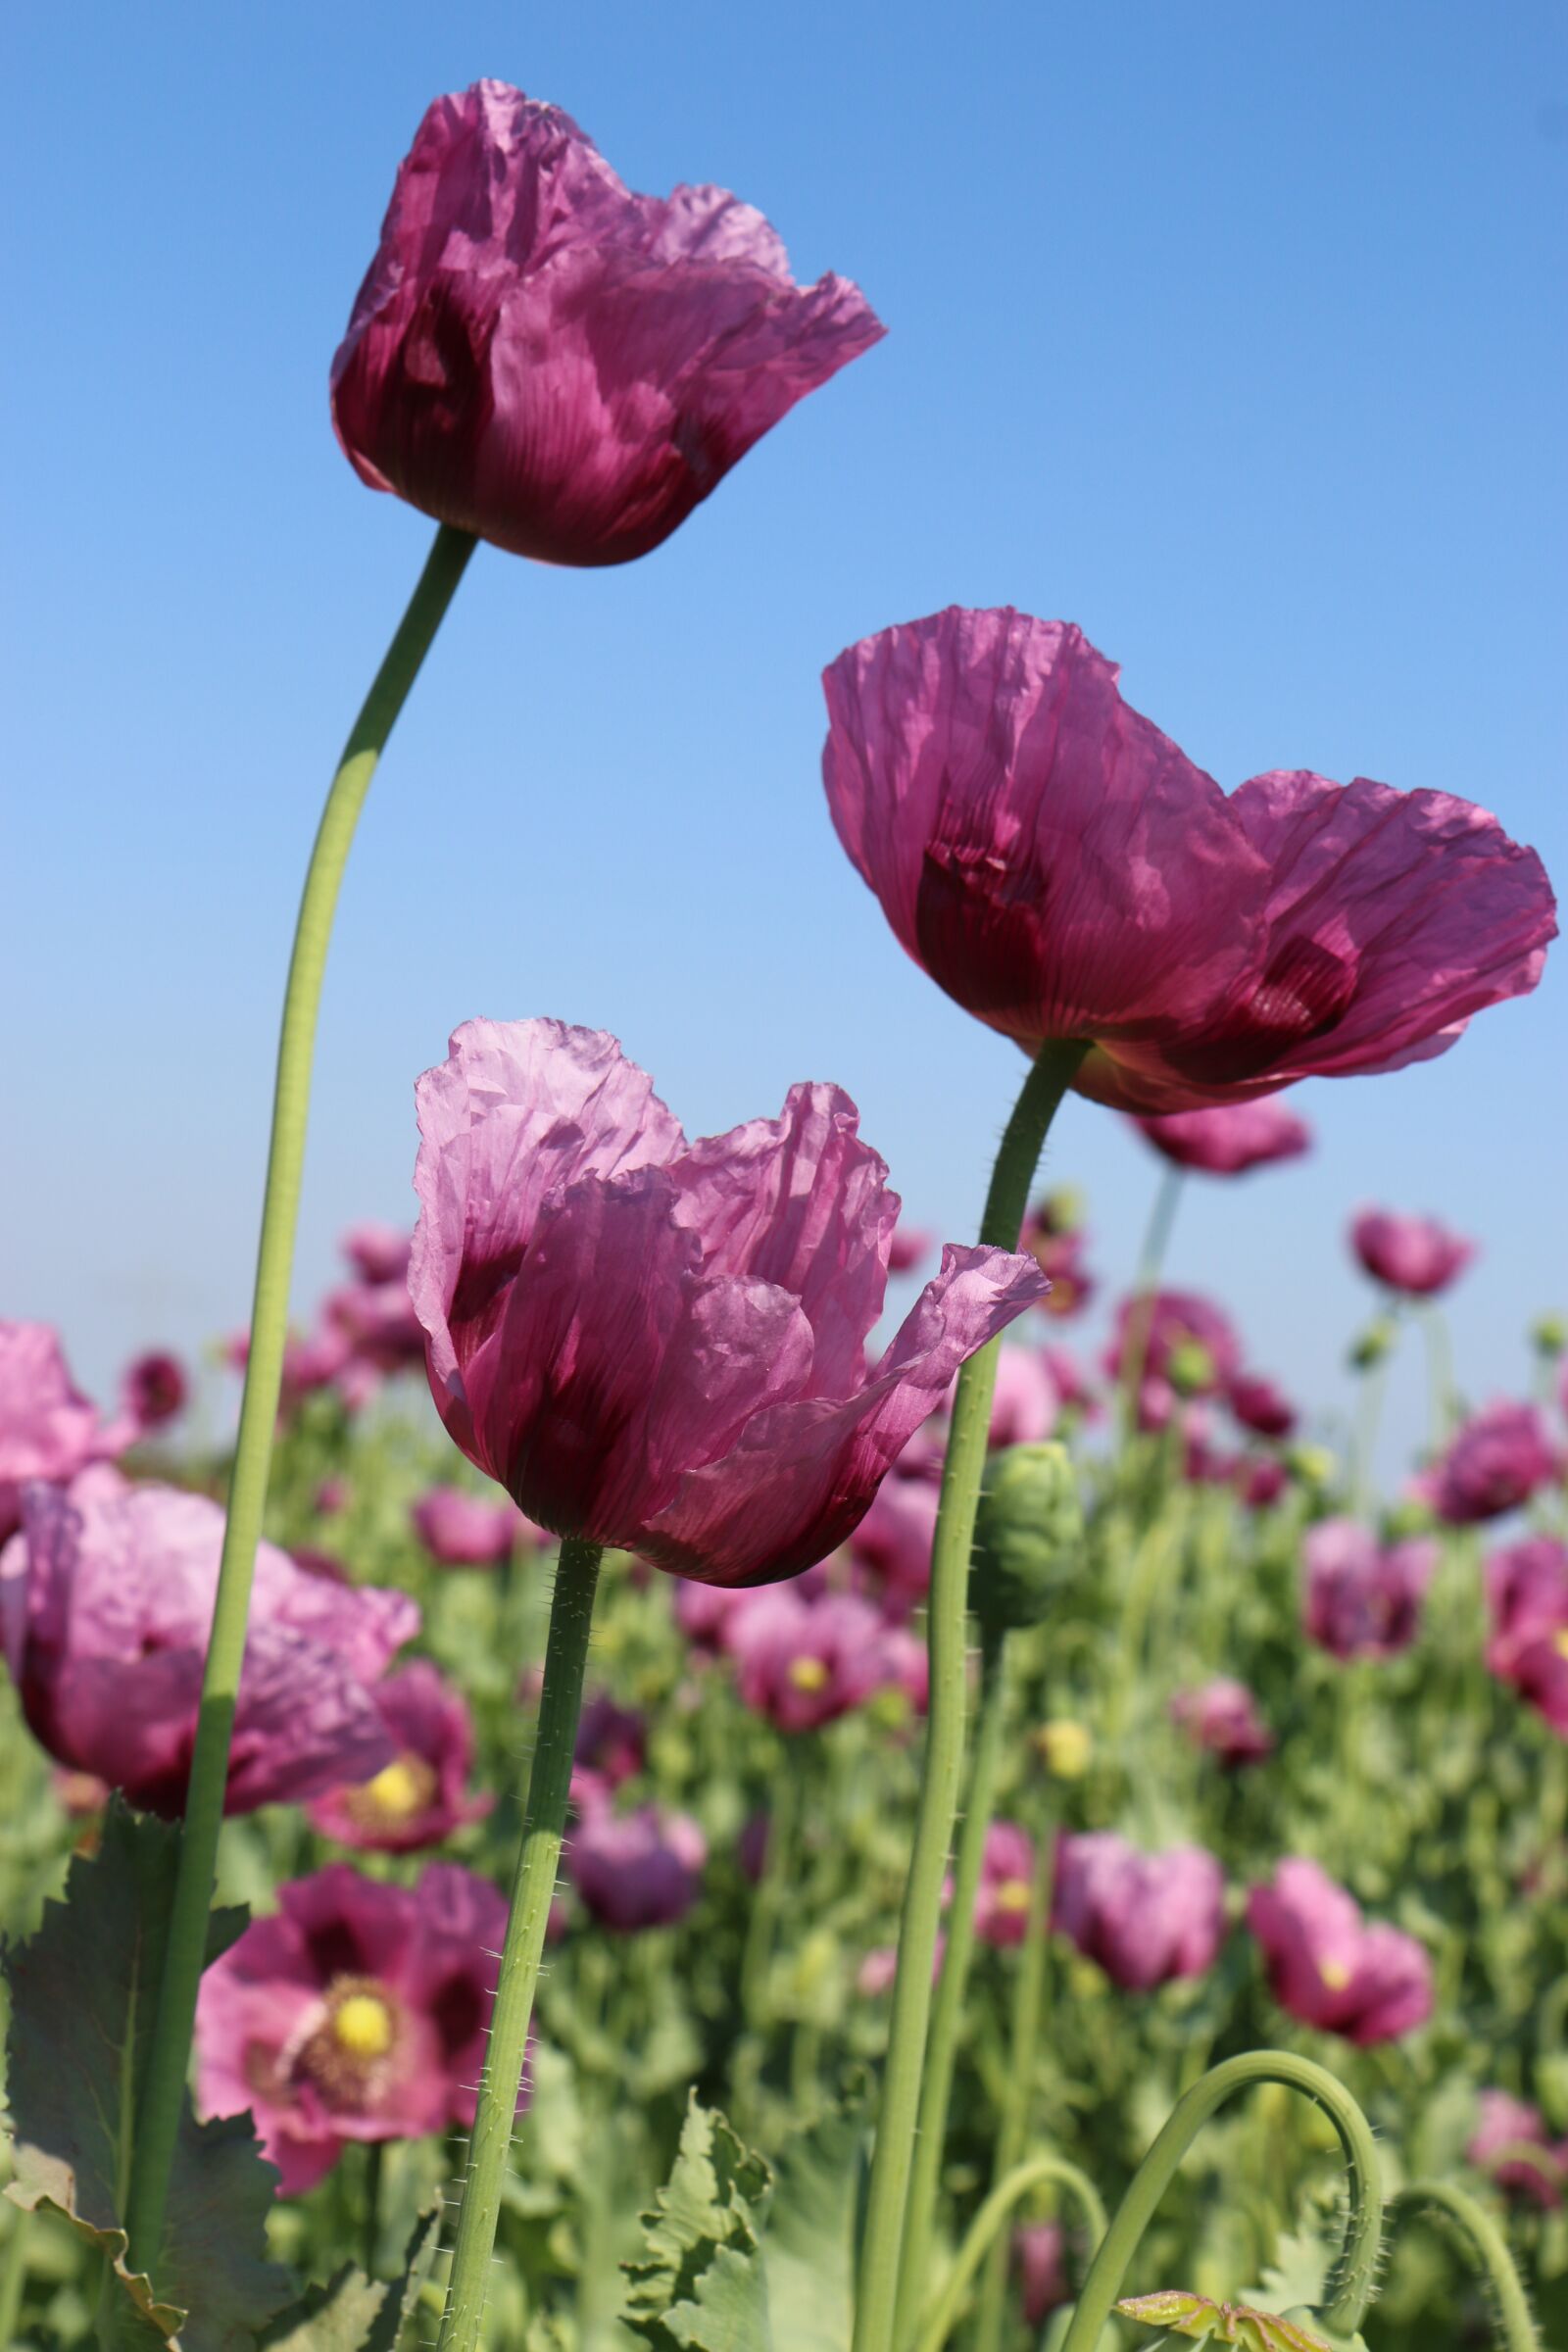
[124,522,478,2279]
[1057,2051,1384,2352]
[1389,2181,1540,2352]
[972,1813,1057,2352]
[853,1038,1088,2352]
[894,1630,1010,2346]
[912,2154,1106,2352]
[437,1536,603,2352]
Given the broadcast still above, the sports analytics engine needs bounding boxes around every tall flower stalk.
[124,521,476,2279]
[852,1038,1086,2352]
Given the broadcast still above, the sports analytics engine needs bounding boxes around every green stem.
[1390,2181,1540,2350]
[436,1536,603,2352]
[741,1751,800,2032]
[912,2156,1106,2352]
[1350,1341,1395,1518]
[124,521,477,2279]
[1420,1303,1455,1453]
[362,2138,384,2278]
[894,1631,1010,2346]
[1057,2052,1383,2352]
[853,1039,1088,2352]
[0,2209,29,2352]
[972,1814,1057,2352]
[1118,1164,1184,1439]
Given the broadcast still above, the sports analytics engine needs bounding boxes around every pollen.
[1318,1956,1353,1991]
[332,1991,396,2057]
[788,1654,831,1693]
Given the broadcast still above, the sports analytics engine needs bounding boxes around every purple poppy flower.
[1052,1833,1226,1989]
[119,1349,188,1435]
[1350,1208,1476,1298]
[1014,2223,1071,2327]
[332,82,884,568]
[973,1822,1037,1947]
[1467,2090,1566,2208]
[411,1019,1045,1588]
[308,1662,491,1852]
[887,1221,934,1275]
[1237,1453,1290,1510]
[1131,1101,1313,1175]
[1248,1860,1433,2044]
[410,1486,536,1568]
[725,1584,894,1733]
[1042,1345,1099,1418]
[1423,1400,1562,1525]
[324,1279,426,1378]
[570,1690,648,1810]
[1228,1373,1297,1441]
[1171,1679,1274,1769]
[1486,1536,1568,1735]
[1302,1519,1436,1661]
[849,1469,939,1615]
[566,1802,706,1931]
[822,609,1555,1113]
[0,1320,129,1543]
[1105,1291,1242,1397]
[340,1220,414,1287]
[195,1861,512,2192]
[0,1467,418,1815]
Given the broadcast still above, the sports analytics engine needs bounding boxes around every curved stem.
[852,1039,1088,2352]
[124,521,477,2278]
[1390,2180,1540,2350]
[894,1631,1010,2346]
[437,1536,603,2352]
[912,2155,1106,2352]
[1118,1165,1184,1438]
[972,1814,1057,2352]
[1057,2051,1383,2352]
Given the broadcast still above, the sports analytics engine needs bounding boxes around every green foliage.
[970,1442,1084,1635]
[257,2209,440,2352]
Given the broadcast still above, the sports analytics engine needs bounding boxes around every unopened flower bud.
[1348,1318,1396,1372]
[1286,1444,1337,1491]
[1166,1339,1216,1396]
[970,1442,1083,1635]
[1533,1314,1567,1358]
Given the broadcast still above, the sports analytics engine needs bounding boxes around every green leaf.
[2,1796,292,2349]
[620,2095,772,2346]
[753,2098,863,2352]
[1116,2293,1335,2349]
[258,2208,441,2352]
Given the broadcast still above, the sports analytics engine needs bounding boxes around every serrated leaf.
[2,1795,292,2350]
[258,2208,441,2352]
[620,2095,772,2344]
[664,2240,772,2350]
[1117,2293,1333,2348]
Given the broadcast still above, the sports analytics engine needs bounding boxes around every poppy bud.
[969,1441,1082,1636]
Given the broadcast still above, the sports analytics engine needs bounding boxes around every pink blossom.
[1424,1400,1562,1524]
[566,1803,706,1932]
[340,1221,414,1287]
[324,1279,425,1377]
[571,1691,647,1809]
[1021,1199,1098,1319]
[725,1585,895,1733]
[195,1861,512,2192]
[1237,1453,1290,1510]
[673,1578,758,1655]
[1171,1679,1274,1768]
[822,609,1554,1112]
[1302,1519,1436,1660]
[0,1320,128,1542]
[1351,1209,1476,1298]
[1131,1101,1313,1175]
[332,82,883,568]
[1052,1833,1226,1989]
[411,1486,534,1568]
[1467,2090,1565,2208]
[875,1621,930,1716]
[1042,1346,1099,1418]
[849,1470,938,1614]
[0,1467,418,1815]
[119,1349,189,1435]
[858,1933,946,1997]
[1227,1372,1297,1441]
[1013,2224,1071,2327]
[1486,1535,1568,1735]
[1105,1291,1241,1396]
[973,1822,1037,1947]
[411,1019,1045,1587]
[887,1221,934,1275]
[308,1663,491,1852]
[1248,1860,1433,2043]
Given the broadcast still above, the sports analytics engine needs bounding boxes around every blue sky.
[4,1,1564,1486]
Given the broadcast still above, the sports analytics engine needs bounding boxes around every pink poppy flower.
[566,1802,706,1932]
[1467,2091,1566,2208]
[1248,1859,1433,2043]
[225,1321,354,1417]
[195,1861,512,2192]
[887,1221,934,1275]
[1486,1536,1568,1735]
[332,82,883,568]
[1014,2223,1071,2326]
[672,1578,758,1655]
[570,1691,648,1810]
[875,1622,930,1717]
[1171,1678,1274,1768]
[1131,1101,1313,1175]
[1021,1196,1097,1319]
[1424,1400,1562,1525]
[973,1821,1038,1947]
[119,1349,188,1435]
[1052,1833,1226,1989]
[858,1934,947,1998]
[339,1220,414,1287]
[324,1279,426,1378]
[410,1486,535,1568]
[822,609,1554,1113]
[725,1584,895,1733]
[1350,1209,1476,1297]
[1237,1453,1290,1510]
[308,1662,491,1852]
[1227,1373,1297,1441]
[0,1320,129,1542]
[1302,1519,1436,1660]
[1042,1345,1099,1418]
[411,1019,1045,1587]
[0,1467,418,1816]
[849,1469,939,1615]
[1105,1291,1242,1397]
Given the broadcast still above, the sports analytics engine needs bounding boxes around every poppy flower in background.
[411,1486,538,1568]
[118,1349,189,1436]
[822,608,1554,1113]
[972,1821,1038,1946]
[849,1468,939,1615]
[1227,1372,1297,1441]
[724,1583,902,1732]
[1486,1535,1568,1735]
[195,1862,512,2192]
[571,1691,649,1808]
[1467,2090,1566,2208]
[1052,1832,1226,1989]
[887,1221,934,1275]
[1350,1209,1477,1298]
[1171,1678,1275,1769]
[1301,1519,1437,1661]
[1013,2223,1072,2327]
[332,82,884,568]
[308,1661,491,1852]
[0,1467,417,1815]
[566,1802,708,1932]
[1131,1100,1313,1175]
[0,1320,130,1543]
[1104,1291,1242,1400]
[339,1220,415,1287]
[410,1018,1045,1588]
[1247,1858,1433,2043]
[1423,1400,1562,1525]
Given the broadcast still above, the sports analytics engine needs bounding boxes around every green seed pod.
[1165,1338,1216,1396]
[1533,1312,1567,1358]
[969,1441,1083,1635]
[1348,1317,1396,1371]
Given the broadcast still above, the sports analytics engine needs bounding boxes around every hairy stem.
[1390,2180,1540,2352]
[912,2155,1106,2352]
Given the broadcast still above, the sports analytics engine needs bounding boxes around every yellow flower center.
[994,1878,1032,1914]
[332,1992,396,2058]
[362,1757,429,1819]
[1554,1629,1568,1660]
[788,1655,831,1693]
[1318,1957,1353,1992]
